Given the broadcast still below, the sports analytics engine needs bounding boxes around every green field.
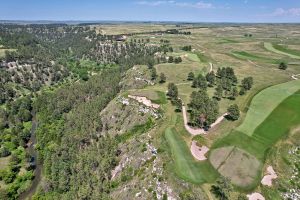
[231,51,280,64]
[165,127,218,184]
[237,79,300,135]
[210,88,300,189]
[264,42,300,59]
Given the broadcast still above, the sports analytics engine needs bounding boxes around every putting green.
[237,79,300,135]
[165,127,218,184]
[264,42,300,59]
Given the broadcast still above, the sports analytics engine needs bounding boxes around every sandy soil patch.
[261,165,277,186]
[291,74,300,80]
[209,62,213,72]
[190,141,209,161]
[128,95,160,109]
[247,192,265,200]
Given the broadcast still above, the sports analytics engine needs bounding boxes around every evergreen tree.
[214,85,223,100]
[192,74,207,90]
[230,87,238,100]
[151,68,157,80]
[278,62,288,70]
[159,73,166,83]
[227,104,240,120]
[206,71,216,86]
[241,77,253,90]
[187,72,195,81]
[167,83,178,99]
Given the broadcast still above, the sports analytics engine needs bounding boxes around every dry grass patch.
[210,147,261,188]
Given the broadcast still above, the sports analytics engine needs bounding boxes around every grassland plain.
[264,42,300,59]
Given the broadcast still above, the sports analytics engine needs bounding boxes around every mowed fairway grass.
[237,79,300,135]
[264,42,300,59]
[165,127,218,184]
[231,51,280,64]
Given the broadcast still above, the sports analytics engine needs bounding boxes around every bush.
[0,147,11,157]
[278,62,288,70]
[227,104,240,121]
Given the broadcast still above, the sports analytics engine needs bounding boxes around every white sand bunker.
[128,95,160,109]
[261,166,277,186]
[247,193,265,200]
[190,141,209,161]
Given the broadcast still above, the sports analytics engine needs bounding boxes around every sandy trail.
[291,74,300,80]
[182,105,227,135]
[175,82,191,86]
[247,193,265,200]
[190,141,209,161]
[248,60,261,68]
[209,62,213,72]
[128,95,160,109]
[261,166,277,186]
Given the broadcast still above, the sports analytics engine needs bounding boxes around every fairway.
[264,42,300,59]
[231,51,279,64]
[210,88,300,188]
[165,127,218,184]
[237,79,300,135]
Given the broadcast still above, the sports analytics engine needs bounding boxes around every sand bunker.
[247,192,265,200]
[128,95,160,109]
[261,166,277,186]
[190,141,209,161]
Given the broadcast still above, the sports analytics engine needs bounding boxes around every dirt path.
[248,60,261,67]
[209,62,213,72]
[182,106,205,135]
[190,141,209,161]
[175,82,191,86]
[182,105,227,135]
[291,74,300,80]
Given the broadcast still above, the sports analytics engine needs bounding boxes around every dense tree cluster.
[188,89,219,128]
[181,45,192,51]
[167,56,182,64]
[0,95,34,198]
[32,68,121,199]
